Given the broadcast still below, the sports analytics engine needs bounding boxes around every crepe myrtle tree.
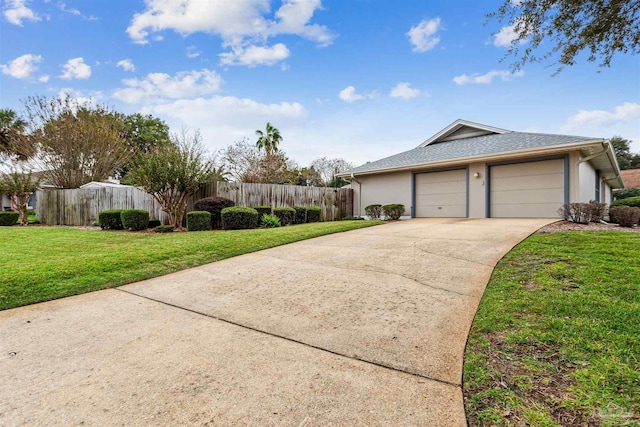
[0,168,40,226]
[128,131,215,229]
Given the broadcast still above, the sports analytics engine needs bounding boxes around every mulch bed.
[537,220,640,233]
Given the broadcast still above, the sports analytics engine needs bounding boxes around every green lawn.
[464,232,640,426]
[0,221,383,310]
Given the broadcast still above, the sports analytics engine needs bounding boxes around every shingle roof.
[621,169,640,188]
[344,131,598,175]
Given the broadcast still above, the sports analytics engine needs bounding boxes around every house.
[79,181,129,189]
[340,119,624,219]
[620,169,640,189]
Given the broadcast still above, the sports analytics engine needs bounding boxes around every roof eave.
[340,139,606,178]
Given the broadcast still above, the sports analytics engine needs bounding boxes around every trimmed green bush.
[260,214,281,228]
[609,206,640,227]
[611,196,640,208]
[613,188,640,200]
[154,225,175,233]
[186,211,212,231]
[221,207,259,230]
[306,206,321,223]
[0,212,19,226]
[99,209,124,230]
[273,207,296,225]
[253,206,272,218]
[365,204,383,220]
[194,197,235,229]
[293,206,307,224]
[342,216,365,221]
[148,218,161,228]
[121,209,150,231]
[382,204,405,220]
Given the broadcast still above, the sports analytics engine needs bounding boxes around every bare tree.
[128,131,214,229]
[24,96,130,188]
[310,157,354,186]
[223,139,298,184]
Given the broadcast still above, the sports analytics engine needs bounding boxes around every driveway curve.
[0,218,553,426]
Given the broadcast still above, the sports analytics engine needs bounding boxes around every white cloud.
[407,17,441,52]
[219,43,290,67]
[58,88,104,108]
[390,82,421,99]
[561,102,640,132]
[60,57,92,80]
[38,74,50,83]
[3,0,39,26]
[453,69,524,85]
[113,69,223,104]
[493,24,519,47]
[1,54,43,79]
[186,46,201,59]
[339,86,368,103]
[57,2,97,20]
[116,59,135,72]
[126,0,333,66]
[140,95,308,153]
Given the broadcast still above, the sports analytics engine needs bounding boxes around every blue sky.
[1,0,639,167]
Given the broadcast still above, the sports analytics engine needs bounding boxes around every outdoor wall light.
[473,172,481,178]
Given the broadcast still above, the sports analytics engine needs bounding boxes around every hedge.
[154,225,175,233]
[273,207,296,225]
[186,211,212,231]
[364,204,383,220]
[613,188,640,200]
[383,204,405,220]
[121,209,150,231]
[99,209,124,230]
[609,206,640,227]
[306,206,321,223]
[194,197,235,229]
[293,206,307,224]
[611,196,640,208]
[221,207,258,230]
[0,212,19,226]
[253,206,272,218]
[148,218,161,228]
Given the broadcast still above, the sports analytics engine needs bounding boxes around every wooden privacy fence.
[36,181,353,226]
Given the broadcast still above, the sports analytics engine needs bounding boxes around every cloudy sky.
[2,0,639,167]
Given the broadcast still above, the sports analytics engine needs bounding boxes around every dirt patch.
[537,220,640,233]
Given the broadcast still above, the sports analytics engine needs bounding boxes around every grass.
[464,231,640,426]
[0,220,383,311]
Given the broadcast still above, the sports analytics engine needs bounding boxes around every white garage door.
[490,159,565,218]
[415,169,467,217]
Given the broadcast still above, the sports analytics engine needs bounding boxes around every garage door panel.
[490,159,565,218]
[491,189,564,205]
[415,169,467,218]
[491,173,564,191]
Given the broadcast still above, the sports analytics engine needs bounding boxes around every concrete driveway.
[0,218,553,426]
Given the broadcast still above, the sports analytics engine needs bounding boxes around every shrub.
[99,209,124,230]
[611,196,640,208]
[186,211,212,231]
[383,204,405,220]
[194,197,235,229]
[342,216,365,221]
[306,206,321,223]
[148,218,161,228]
[293,206,307,224]
[609,206,640,227]
[613,188,640,200]
[273,207,296,225]
[588,201,607,222]
[365,204,383,220]
[260,214,281,228]
[253,206,272,220]
[221,207,258,230]
[121,209,150,231]
[154,225,175,233]
[0,212,19,226]
[559,203,594,224]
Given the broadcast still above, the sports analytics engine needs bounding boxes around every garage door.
[489,158,565,218]
[415,169,467,217]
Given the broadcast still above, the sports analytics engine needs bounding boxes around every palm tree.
[0,109,32,160]
[255,122,282,155]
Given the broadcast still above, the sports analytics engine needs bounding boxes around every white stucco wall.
[355,171,412,216]
[579,161,597,202]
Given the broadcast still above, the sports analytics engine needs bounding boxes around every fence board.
[36,182,353,226]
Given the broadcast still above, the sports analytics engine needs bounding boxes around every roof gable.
[418,119,510,148]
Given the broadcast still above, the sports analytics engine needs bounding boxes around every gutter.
[339,139,605,178]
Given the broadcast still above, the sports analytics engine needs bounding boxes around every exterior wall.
[356,171,412,216]
[579,161,597,202]
[604,182,612,204]
[468,162,486,218]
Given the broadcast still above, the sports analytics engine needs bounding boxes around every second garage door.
[415,169,467,217]
[489,158,565,218]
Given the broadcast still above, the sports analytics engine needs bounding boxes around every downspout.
[350,173,362,217]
